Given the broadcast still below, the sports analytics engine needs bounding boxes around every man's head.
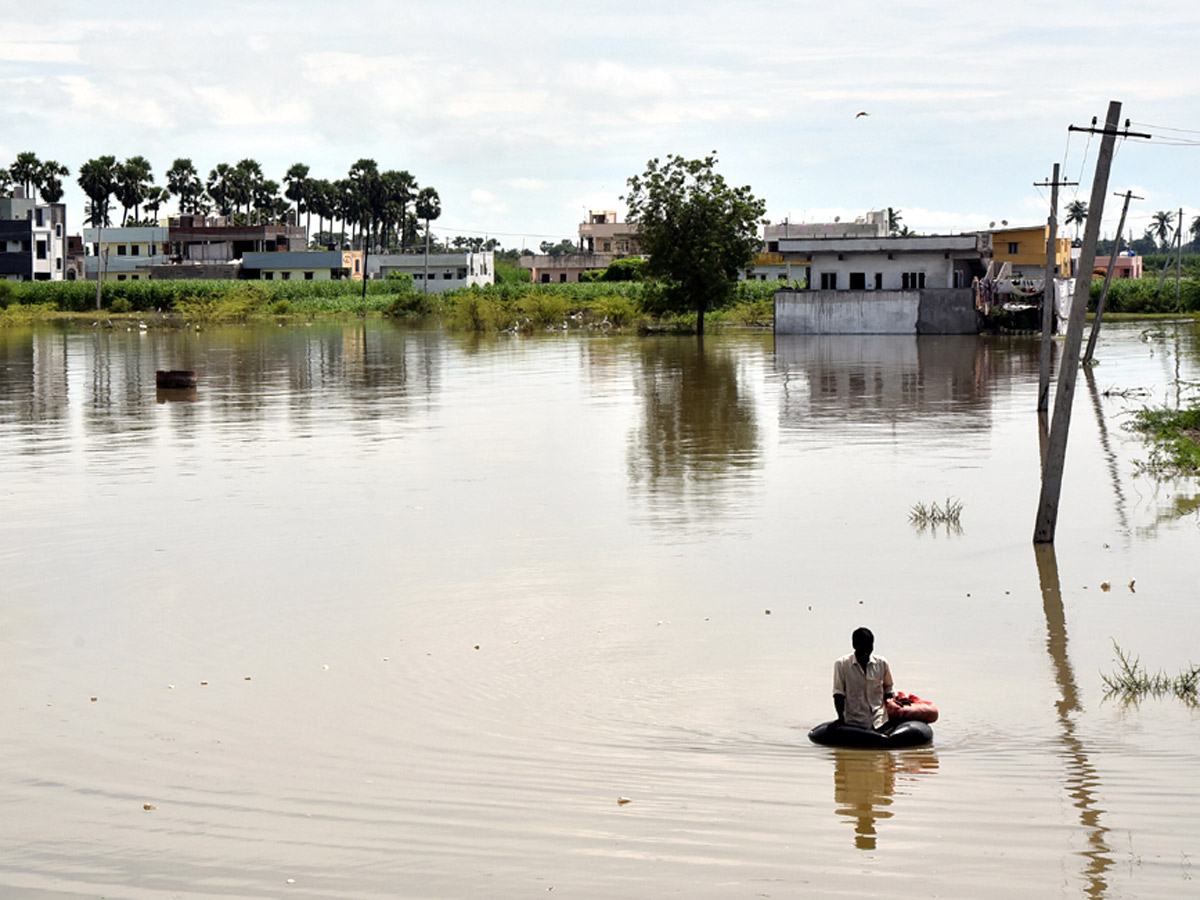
[851,627,874,656]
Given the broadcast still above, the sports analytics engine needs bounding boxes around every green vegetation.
[1126,403,1200,475]
[1089,277,1200,314]
[1102,642,1200,705]
[623,152,766,335]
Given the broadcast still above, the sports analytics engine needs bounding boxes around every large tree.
[284,162,309,227]
[415,186,441,293]
[115,156,154,225]
[37,160,69,204]
[207,163,235,217]
[623,152,765,335]
[9,151,42,199]
[166,158,204,215]
[1149,209,1175,251]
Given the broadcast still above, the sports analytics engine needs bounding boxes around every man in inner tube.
[832,627,896,732]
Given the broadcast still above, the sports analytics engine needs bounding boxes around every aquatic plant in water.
[1102,641,1200,705]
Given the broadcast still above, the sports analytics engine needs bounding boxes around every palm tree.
[115,156,154,225]
[1190,215,1200,250]
[234,159,264,222]
[253,179,281,225]
[887,207,902,236]
[283,163,309,227]
[143,186,170,224]
[0,169,11,195]
[166,158,203,216]
[36,160,69,204]
[1065,200,1088,241]
[415,186,441,293]
[207,164,235,217]
[77,156,118,226]
[9,151,42,200]
[1149,210,1175,251]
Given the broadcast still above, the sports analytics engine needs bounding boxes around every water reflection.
[627,337,761,528]
[1084,368,1131,539]
[1035,543,1113,898]
[831,748,939,850]
[0,324,444,454]
[773,335,1041,434]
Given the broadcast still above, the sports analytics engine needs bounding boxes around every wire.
[1131,121,1200,135]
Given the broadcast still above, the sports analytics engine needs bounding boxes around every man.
[832,627,894,731]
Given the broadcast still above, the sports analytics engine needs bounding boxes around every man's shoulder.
[834,652,856,667]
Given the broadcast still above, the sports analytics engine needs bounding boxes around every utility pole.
[1034,102,1150,543]
[1175,207,1184,309]
[1034,164,1078,412]
[1083,190,1140,365]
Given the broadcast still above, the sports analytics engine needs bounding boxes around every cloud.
[193,85,312,127]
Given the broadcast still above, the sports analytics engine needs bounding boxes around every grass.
[1101,641,1200,705]
[909,497,963,525]
[1125,403,1200,475]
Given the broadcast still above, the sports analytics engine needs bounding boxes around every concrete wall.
[774,288,979,334]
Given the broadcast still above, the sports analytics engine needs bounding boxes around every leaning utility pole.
[1034,102,1150,543]
[1083,190,1140,365]
[1034,164,1077,411]
[1175,207,1184,309]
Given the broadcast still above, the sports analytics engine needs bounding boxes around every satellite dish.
[834,216,841,222]
[1001,220,1008,226]
[989,221,995,228]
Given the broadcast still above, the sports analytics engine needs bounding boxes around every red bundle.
[886,691,939,723]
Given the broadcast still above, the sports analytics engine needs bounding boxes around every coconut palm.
[9,151,42,200]
[142,186,170,224]
[1065,200,1088,241]
[1191,215,1200,250]
[77,156,118,226]
[887,207,903,236]
[284,163,309,227]
[1149,210,1175,251]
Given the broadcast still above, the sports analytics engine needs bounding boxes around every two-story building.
[989,225,1072,279]
[82,225,171,281]
[520,211,641,283]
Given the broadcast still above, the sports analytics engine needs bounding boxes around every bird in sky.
[855,111,869,118]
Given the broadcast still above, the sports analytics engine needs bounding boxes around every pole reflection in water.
[1034,542,1113,898]
[830,749,939,851]
[1084,367,1130,538]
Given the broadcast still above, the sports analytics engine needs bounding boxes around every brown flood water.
[0,320,1197,899]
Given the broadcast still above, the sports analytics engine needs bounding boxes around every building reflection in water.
[773,334,1048,443]
[1035,542,1113,898]
[830,748,939,850]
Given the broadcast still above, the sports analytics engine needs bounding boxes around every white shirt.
[832,652,893,729]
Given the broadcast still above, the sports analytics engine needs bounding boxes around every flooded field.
[1,319,1197,899]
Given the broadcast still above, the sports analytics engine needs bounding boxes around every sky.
[3,0,1200,248]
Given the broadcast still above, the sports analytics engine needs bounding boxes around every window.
[457,268,467,279]
[541,273,550,283]
[264,271,274,280]
[901,272,926,289]
[874,273,883,289]
[1007,242,1019,254]
[820,272,838,289]
[281,271,291,280]
[560,273,567,282]
[443,272,452,279]
[117,274,126,281]
[55,223,62,237]
[767,241,779,253]
[304,271,314,280]
[116,245,127,256]
[953,270,965,288]
[56,258,62,270]
[131,245,140,256]
[848,272,866,289]
[36,240,47,260]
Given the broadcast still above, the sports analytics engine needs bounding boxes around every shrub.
[110,297,133,313]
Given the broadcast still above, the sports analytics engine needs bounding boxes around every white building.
[367,251,494,292]
[82,225,170,281]
[776,233,991,292]
[1,193,68,281]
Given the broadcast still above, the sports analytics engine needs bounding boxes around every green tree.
[166,158,204,215]
[9,151,42,200]
[1191,215,1200,250]
[37,160,69,204]
[1149,210,1175,251]
[415,185,441,291]
[77,156,118,226]
[206,163,235,217]
[887,207,903,236]
[284,162,309,227]
[623,152,765,335]
[142,185,170,223]
[1065,200,1088,241]
[115,156,154,225]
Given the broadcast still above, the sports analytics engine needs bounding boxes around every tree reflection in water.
[831,748,939,850]
[627,336,760,528]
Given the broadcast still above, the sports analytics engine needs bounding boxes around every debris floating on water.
[1101,582,1111,592]
[143,803,157,811]
[617,797,631,805]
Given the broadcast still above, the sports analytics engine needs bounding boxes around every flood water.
[1,319,1198,899]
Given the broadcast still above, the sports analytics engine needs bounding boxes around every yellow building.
[990,226,1072,279]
